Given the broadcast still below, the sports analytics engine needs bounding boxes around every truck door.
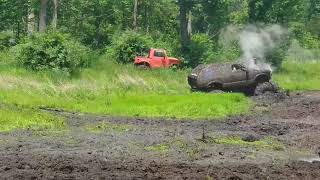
[153,50,165,68]
[228,64,248,87]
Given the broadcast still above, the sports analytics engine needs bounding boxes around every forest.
[0,0,319,68]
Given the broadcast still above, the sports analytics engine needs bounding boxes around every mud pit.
[1,92,320,179]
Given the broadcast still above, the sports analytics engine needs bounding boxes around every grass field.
[1,51,320,131]
[274,61,320,91]
[0,53,251,122]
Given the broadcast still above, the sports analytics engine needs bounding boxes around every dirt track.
[0,92,320,179]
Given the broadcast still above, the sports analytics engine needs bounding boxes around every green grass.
[0,106,65,132]
[212,136,285,151]
[144,143,170,153]
[274,60,320,91]
[0,89,250,119]
[0,54,251,120]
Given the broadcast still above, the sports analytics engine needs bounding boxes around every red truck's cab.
[134,48,181,69]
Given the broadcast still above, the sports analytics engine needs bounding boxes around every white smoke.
[220,24,288,70]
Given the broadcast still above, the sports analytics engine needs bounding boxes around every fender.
[255,73,271,83]
[168,57,181,67]
[134,57,151,65]
[135,60,151,67]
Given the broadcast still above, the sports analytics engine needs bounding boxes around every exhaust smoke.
[220,24,288,70]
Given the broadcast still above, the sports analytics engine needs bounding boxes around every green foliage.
[0,31,16,50]
[0,0,30,36]
[58,0,119,49]
[290,22,320,49]
[108,31,153,64]
[13,31,90,74]
[266,38,290,68]
[307,16,320,38]
[185,33,216,67]
[249,0,308,23]
[226,0,249,24]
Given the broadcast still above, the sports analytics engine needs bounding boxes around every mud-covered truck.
[187,63,278,95]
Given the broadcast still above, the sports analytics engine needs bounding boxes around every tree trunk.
[144,0,149,33]
[178,0,190,52]
[27,8,35,34]
[187,10,192,37]
[133,0,138,31]
[39,0,48,32]
[52,0,58,29]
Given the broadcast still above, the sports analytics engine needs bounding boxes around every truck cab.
[134,48,181,69]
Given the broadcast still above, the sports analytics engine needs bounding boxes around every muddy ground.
[0,92,320,179]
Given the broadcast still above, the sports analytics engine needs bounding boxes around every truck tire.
[136,64,150,70]
[209,90,225,94]
[254,82,279,96]
[170,64,178,70]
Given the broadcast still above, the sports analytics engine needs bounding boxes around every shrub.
[184,33,216,68]
[108,31,153,64]
[13,31,90,73]
[290,22,320,49]
[265,37,290,68]
[0,31,16,50]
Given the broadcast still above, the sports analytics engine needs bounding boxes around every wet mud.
[0,92,320,179]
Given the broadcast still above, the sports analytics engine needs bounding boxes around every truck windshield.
[154,51,165,57]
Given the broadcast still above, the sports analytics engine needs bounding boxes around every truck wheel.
[254,82,279,96]
[209,90,225,94]
[170,65,178,70]
[136,64,150,70]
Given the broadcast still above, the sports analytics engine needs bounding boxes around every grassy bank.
[274,61,320,91]
[0,106,65,132]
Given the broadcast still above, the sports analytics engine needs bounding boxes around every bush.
[0,31,16,50]
[265,37,290,68]
[13,31,90,73]
[290,22,320,49]
[184,33,216,68]
[108,31,153,64]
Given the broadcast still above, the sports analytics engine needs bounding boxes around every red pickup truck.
[134,48,181,69]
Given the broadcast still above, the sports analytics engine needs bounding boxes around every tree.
[133,0,138,31]
[178,0,192,52]
[27,7,35,34]
[187,10,192,36]
[39,0,48,32]
[52,0,58,29]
